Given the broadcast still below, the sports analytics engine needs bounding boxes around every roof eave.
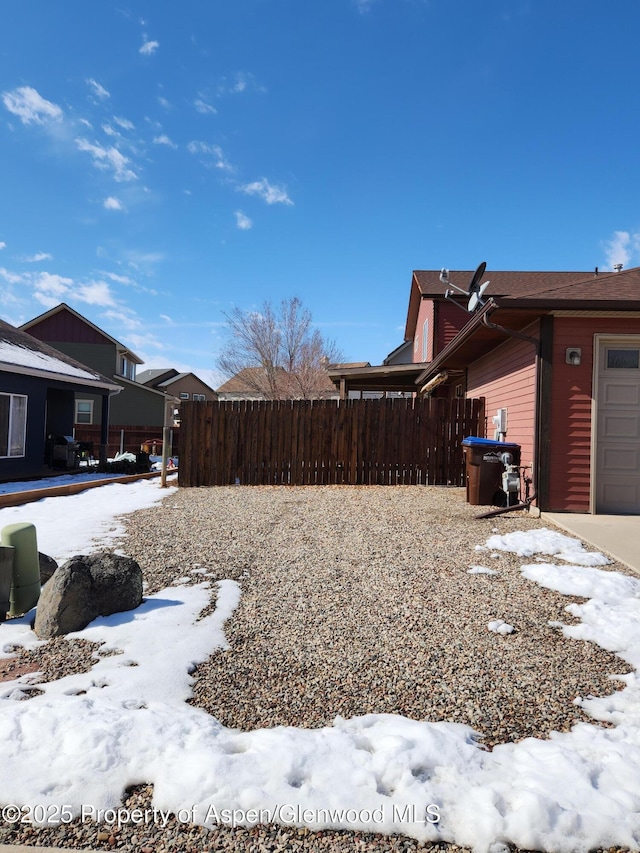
[0,362,122,393]
[414,301,495,386]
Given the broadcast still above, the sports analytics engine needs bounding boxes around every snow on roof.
[0,340,100,381]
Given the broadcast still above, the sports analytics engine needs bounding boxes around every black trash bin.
[462,437,521,506]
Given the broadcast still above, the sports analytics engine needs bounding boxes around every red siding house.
[412,266,640,514]
[329,265,640,514]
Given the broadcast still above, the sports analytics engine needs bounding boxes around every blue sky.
[1,1,639,385]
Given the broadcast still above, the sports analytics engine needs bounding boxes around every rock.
[34,553,143,639]
[38,552,58,586]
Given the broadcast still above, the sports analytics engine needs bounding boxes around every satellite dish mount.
[440,262,490,313]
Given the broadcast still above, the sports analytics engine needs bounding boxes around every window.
[118,355,136,380]
[607,349,640,369]
[422,319,429,361]
[193,393,206,401]
[75,400,93,424]
[0,393,27,458]
[179,392,190,400]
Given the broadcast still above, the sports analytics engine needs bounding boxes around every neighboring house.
[217,367,339,401]
[0,318,120,481]
[20,304,177,429]
[335,264,640,514]
[137,369,217,424]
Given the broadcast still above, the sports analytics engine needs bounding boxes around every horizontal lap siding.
[466,329,538,472]
[437,301,469,353]
[549,316,640,512]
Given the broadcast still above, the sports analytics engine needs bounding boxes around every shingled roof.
[0,317,120,391]
[412,268,595,299]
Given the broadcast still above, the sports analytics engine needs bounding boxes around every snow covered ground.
[1,482,639,852]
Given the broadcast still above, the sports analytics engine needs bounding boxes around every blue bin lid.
[462,436,521,450]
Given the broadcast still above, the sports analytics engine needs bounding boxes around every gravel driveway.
[2,485,631,853]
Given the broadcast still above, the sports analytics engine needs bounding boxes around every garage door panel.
[596,340,640,514]
[598,479,640,514]
[603,382,640,406]
[599,414,640,439]
[601,447,639,470]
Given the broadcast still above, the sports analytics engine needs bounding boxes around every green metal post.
[1,523,41,617]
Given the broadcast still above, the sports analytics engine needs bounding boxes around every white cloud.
[101,309,141,330]
[34,272,73,301]
[104,272,133,285]
[25,252,53,262]
[127,332,165,351]
[153,134,177,149]
[187,141,234,172]
[194,98,217,115]
[217,72,266,96]
[235,211,252,230]
[239,178,293,206]
[104,197,124,211]
[157,96,172,110]
[603,230,640,270]
[75,280,116,306]
[140,38,159,56]
[2,86,63,125]
[87,78,110,101]
[125,250,165,271]
[75,137,138,182]
[0,267,27,285]
[0,242,6,251]
[114,116,135,131]
[34,293,61,309]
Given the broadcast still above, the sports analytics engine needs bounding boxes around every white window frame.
[179,392,190,400]
[0,393,27,458]
[75,399,94,424]
[193,393,206,401]
[422,319,429,361]
[118,354,136,381]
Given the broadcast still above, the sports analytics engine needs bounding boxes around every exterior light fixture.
[566,348,582,366]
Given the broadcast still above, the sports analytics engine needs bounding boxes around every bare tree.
[217,297,343,399]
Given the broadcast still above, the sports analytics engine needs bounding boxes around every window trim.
[0,392,27,459]
[75,399,94,424]
[192,393,206,402]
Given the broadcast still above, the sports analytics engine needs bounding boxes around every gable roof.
[412,269,594,300]
[217,367,279,394]
[20,303,144,364]
[415,267,640,389]
[0,318,120,392]
[137,368,179,386]
[406,267,640,340]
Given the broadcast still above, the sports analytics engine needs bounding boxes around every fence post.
[160,426,171,487]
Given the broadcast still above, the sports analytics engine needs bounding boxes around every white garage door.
[595,338,640,514]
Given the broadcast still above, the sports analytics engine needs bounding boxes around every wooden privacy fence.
[179,397,484,487]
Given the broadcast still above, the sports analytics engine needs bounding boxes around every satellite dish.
[466,261,489,311]
[468,281,490,312]
[466,262,487,295]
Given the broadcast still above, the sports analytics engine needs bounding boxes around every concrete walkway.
[543,512,640,575]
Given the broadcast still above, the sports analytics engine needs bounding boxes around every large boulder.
[39,552,58,586]
[34,553,143,639]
